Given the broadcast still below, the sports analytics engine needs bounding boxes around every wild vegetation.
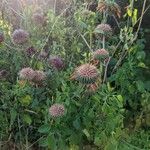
[0,0,150,149]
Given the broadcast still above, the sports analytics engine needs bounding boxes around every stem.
[102,35,105,49]
[103,57,111,83]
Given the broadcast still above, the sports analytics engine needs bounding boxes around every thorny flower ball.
[95,24,112,36]
[12,29,29,44]
[49,104,65,117]
[19,67,35,81]
[72,64,99,84]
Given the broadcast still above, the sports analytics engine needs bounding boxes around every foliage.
[0,0,150,149]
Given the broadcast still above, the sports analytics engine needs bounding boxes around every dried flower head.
[49,104,65,117]
[48,56,64,70]
[71,64,99,84]
[93,49,109,62]
[26,46,37,57]
[32,13,46,26]
[12,29,29,44]
[19,67,35,81]
[97,0,121,18]
[0,32,4,43]
[33,70,46,83]
[95,24,112,37]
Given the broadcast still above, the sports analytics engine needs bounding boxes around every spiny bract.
[72,64,99,84]
[93,49,109,62]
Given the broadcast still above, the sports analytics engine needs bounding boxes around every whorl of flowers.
[12,29,29,44]
[48,56,64,70]
[95,24,112,36]
[49,104,65,117]
[0,32,4,43]
[97,0,121,18]
[72,64,99,84]
[19,67,35,81]
[33,71,46,83]
[26,46,37,57]
[93,49,109,62]
[19,68,46,83]
[32,12,46,26]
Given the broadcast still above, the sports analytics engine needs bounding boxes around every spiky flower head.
[19,67,35,81]
[48,56,64,70]
[49,104,65,117]
[26,46,37,57]
[33,70,46,83]
[32,12,46,26]
[0,32,4,43]
[12,29,29,44]
[72,64,99,84]
[97,0,121,18]
[93,49,109,62]
[95,24,112,37]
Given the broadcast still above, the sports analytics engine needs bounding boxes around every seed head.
[49,104,65,117]
[97,0,121,18]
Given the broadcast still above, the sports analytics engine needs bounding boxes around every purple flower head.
[12,29,29,44]
[32,13,46,26]
[49,104,65,117]
[48,56,64,70]
[19,67,35,81]
[26,46,37,57]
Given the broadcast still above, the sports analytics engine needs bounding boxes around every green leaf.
[23,114,32,125]
[136,80,145,92]
[39,137,48,147]
[47,134,57,150]
[83,129,90,138]
[10,108,17,126]
[38,124,51,133]
[20,95,32,106]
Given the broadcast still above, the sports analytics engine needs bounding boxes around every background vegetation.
[0,0,150,149]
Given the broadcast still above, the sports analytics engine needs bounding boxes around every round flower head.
[72,64,99,84]
[19,67,35,81]
[32,13,46,26]
[0,32,4,43]
[97,0,121,18]
[49,104,65,117]
[95,24,112,37]
[93,49,109,62]
[33,70,46,83]
[26,46,37,57]
[12,29,29,44]
[48,56,64,70]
